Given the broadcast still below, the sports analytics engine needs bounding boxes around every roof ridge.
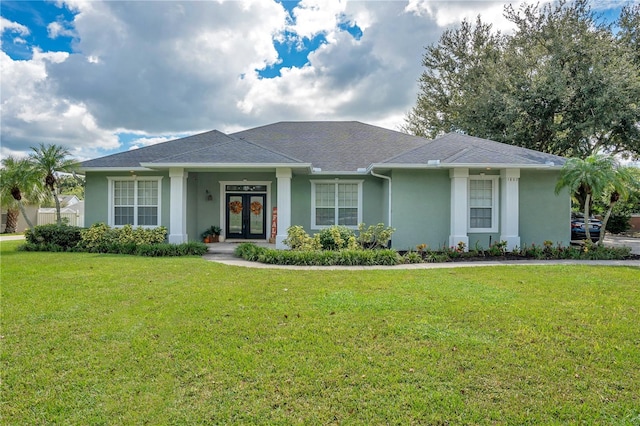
[230,137,308,163]
[148,130,237,163]
[378,138,432,163]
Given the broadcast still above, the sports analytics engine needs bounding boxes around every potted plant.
[202,225,222,243]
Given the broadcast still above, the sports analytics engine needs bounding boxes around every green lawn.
[1,240,639,425]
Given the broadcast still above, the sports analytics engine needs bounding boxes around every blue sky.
[0,0,630,161]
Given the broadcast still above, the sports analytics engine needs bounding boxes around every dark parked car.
[571,213,602,242]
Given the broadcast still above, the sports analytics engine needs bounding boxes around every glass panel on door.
[226,193,267,239]
[249,195,264,235]
[227,195,244,237]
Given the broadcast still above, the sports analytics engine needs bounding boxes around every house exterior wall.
[289,174,386,235]
[390,169,451,250]
[85,168,570,248]
[84,171,171,230]
[519,170,571,246]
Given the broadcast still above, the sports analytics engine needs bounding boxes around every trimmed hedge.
[25,224,82,251]
[235,243,402,266]
[234,242,635,266]
[19,223,207,257]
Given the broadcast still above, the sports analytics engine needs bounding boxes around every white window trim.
[311,179,363,229]
[468,175,499,233]
[107,176,163,228]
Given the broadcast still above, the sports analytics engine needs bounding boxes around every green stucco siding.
[84,171,171,229]
[519,170,570,246]
[391,169,450,250]
[289,175,386,236]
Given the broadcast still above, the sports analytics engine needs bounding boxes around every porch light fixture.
[205,189,213,201]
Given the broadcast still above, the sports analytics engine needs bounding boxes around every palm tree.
[555,155,617,243]
[0,156,45,232]
[29,144,77,225]
[598,166,639,245]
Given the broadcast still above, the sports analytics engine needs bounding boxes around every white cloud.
[47,20,76,39]
[128,136,177,151]
[0,16,30,37]
[4,0,621,162]
[405,0,520,32]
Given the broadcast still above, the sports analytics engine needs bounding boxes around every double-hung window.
[469,177,498,232]
[311,180,362,228]
[108,177,162,227]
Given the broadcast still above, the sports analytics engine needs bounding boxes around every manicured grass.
[2,240,639,424]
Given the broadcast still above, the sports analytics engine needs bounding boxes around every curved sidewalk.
[203,253,640,270]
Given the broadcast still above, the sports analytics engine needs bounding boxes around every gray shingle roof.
[80,122,566,171]
[80,130,246,168]
[381,133,566,166]
[231,121,428,171]
[145,138,304,165]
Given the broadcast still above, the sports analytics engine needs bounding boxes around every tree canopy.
[404,0,640,160]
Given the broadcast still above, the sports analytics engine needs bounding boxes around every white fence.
[37,210,84,227]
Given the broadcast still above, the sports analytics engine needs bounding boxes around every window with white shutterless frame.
[468,176,498,233]
[311,180,363,229]
[107,176,162,227]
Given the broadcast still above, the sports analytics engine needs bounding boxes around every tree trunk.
[53,191,62,225]
[4,208,19,233]
[583,193,592,242]
[598,198,618,246]
[18,200,36,229]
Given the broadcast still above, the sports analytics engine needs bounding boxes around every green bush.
[79,223,167,250]
[135,242,208,257]
[606,213,631,234]
[357,223,395,249]
[317,226,355,250]
[235,244,401,266]
[234,242,268,261]
[283,226,320,251]
[21,223,202,257]
[24,224,83,251]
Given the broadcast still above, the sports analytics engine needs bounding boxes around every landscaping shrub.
[79,223,167,250]
[234,242,268,261]
[606,213,631,234]
[235,244,402,266]
[357,223,395,249]
[135,242,208,257]
[317,226,355,250]
[283,226,320,251]
[20,223,203,257]
[24,224,83,251]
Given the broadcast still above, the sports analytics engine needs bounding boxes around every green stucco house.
[79,121,570,250]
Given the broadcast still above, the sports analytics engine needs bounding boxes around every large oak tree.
[404,0,640,160]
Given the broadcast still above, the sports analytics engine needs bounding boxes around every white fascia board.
[373,162,562,170]
[310,170,371,175]
[139,162,313,170]
[79,166,151,172]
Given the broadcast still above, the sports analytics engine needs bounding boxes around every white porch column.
[449,168,469,250]
[500,168,520,251]
[275,168,292,249]
[168,167,188,244]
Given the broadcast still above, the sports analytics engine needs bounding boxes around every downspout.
[370,170,392,228]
